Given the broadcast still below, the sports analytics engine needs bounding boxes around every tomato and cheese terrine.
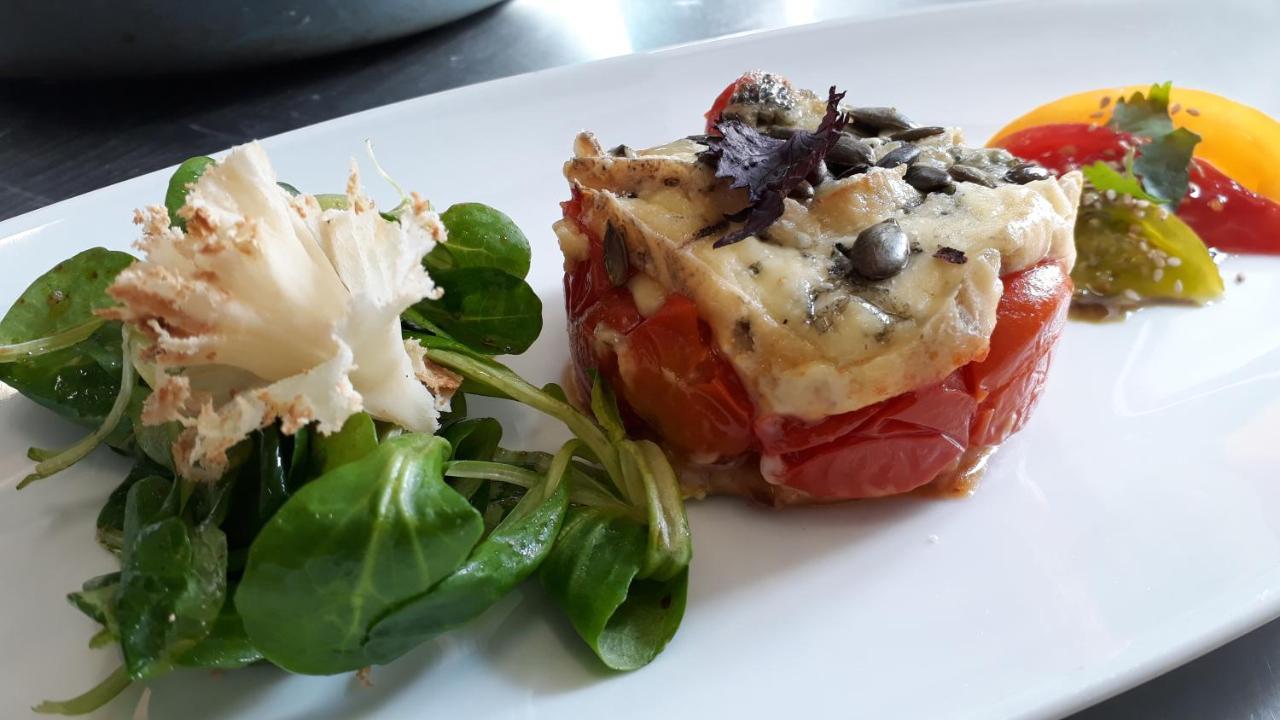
[555,72,1083,504]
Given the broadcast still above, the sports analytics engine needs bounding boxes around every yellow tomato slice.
[988,86,1280,203]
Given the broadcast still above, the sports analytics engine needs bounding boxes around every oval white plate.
[2,0,1279,717]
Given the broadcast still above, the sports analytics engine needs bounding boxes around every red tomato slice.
[1181,159,1280,254]
[993,123,1280,255]
[561,191,616,317]
[992,122,1135,172]
[561,196,755,459]
[755,262,1070,500]
[704,76,746,135]
[756,372,976,499]
[566,286,643,402]
[615,296,756,459]
[965,261,1072,447]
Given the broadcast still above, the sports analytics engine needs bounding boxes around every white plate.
[3,0,1279,717]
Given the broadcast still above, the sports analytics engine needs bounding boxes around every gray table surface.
[1,1,1276,717]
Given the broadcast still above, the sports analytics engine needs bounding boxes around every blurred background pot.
[0,0,505,78]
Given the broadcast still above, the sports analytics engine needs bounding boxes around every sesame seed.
[1105,189,1117,201]
[1100,95,1112,109]
[1174,279,1184,293]
[1187,107,1201,116]
[1122,289,1141,302]
[1135,199,1150,208]
[1208,196,1226,212]
[1087,124,1099,132]
[1088,217,1101,228]
[1154,256,1167,268]
[1170,103,1182,115]
[1153,268,1164,282]
[1167,256,1183,267]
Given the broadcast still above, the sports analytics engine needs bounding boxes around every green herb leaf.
[410,267,543,355]
[430,203,533,279]
[540,507,688,671]
[235,434,483,675]
[364,478,568,664]
[116,476,228,680]
[1133,127,1202,203]
[1109,82,1175,138]
[1081,161,1161,203]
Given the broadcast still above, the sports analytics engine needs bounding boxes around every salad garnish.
[0,143,691,714]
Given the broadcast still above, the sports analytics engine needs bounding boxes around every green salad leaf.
[0,248,137,447]
[235,434,483,674]
[175,590,263,670]
[116,476,228,680]
[164,156,216,230]
[540,507,688,671]
[408,267,543,355]
[308,412,379,475]
[96,458,170,554]
[365,475,569,664]
[430,203,532,278]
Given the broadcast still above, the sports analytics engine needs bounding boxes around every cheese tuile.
[101,141,454,481]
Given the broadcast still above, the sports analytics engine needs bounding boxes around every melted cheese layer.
[562,133,1081,421]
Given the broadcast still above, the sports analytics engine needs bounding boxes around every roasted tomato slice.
[614,295,756,460]
[756,262,1070,499]
[1179,160,1280,255]
[561,192,617,317]
[755,373,976,499]
[566,286,643,402]
[965,261,1072,447]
